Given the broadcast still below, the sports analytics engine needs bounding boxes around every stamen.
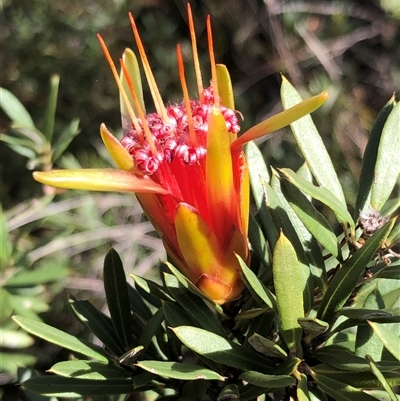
[119,58,157,154]
[176,45,197,147]
[128,13,169,123]
[206,16,220,109]
[97,34,143,141]
[187,3,204,103]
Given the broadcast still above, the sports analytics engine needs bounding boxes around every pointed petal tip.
[100,124,137,172]
[33,168,169,194]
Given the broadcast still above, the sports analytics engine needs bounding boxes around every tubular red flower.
[33,3,328,304]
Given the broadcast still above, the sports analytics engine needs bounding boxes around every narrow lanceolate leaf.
[12,316,108,363]
[280,168,354,228]
[315,346,399,372]
[368,321,400,360]
[164,273,226,337]
[366,355,398,401]
[136,361,224,381]
[248,333,287,358]
[296,372,311,401]
[280,77,345,206]
[313,363,400,388]
[273,232,304,352]
[298,317,329,341]
[138,307,164,352]
[48,360,128,380]
[0,87,35,129]
[239,371,295,388]
[42,74,60,142]
[22,376,134,397]
[171,326,273,372]
[317,218,395,322]
[103,248,132,349]
[370,101,400,211]
[355,96,396,218]
[246,141,271,208]
[270,170,313,312]
[311,372,377,401]
[68,295,125,356]
[236,254,276,311]
[281,179,341,260]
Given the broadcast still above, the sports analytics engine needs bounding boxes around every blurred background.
[1,0,399,398]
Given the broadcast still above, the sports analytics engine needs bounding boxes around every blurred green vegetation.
[1,0,399,398]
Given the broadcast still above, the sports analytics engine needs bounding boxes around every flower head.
[34,4,327,304]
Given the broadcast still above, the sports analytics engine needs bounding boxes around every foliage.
[0,82,162,385]
[12,83,400,400]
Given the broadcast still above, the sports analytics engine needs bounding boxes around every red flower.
[34,4,327,303]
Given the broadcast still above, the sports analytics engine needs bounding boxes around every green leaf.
[248,213,270,266]
[317,218,395,322]
[0,352,36,374]
[42,74,59,142]
[164,273,226,337]
[22,376,134,397]
[0,87,35,129]
[370,101,400,211]
[374,264,400,279]
[236,254,276,310]
[127,283,152,321]
[218,384,240,400]
[68,295,124,356]
[103,248,132,349]
[171,326,273,372]
[118,345,144,367]
[246,141,271,209]
[280,76,346,206]
[52,118,80,162]
[131,274,174,305]
[5,264,69,286]
[12,316,108,363]
[269,170,313,312]
[312,363,400,388]
[311,372,377,401]
[355,286,386,360]
[240,371,295,388]
[355,96,396,218]
[297,372,311,401]
[273,232,304,352]
[368,321,400,360]
[0,329,34,348]
[163,301,197,328]
[298,317,329,341]
[0,204,11,266]
[280,168,354,228]
[248,333,287,358]
[48,360,128,380]
[340,307,400,322]
[0,134,37,159]
[137,361,224,381]
[315,346,399,372]
[366,355,398,401]
[138,307,164,353]
[281,178,341,260]
[246,142,279,248]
